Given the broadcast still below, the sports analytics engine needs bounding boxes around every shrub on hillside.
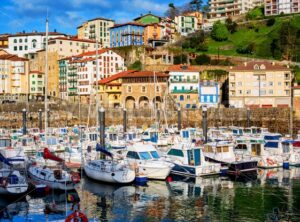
[128,61,142,70]
[194,54,211,65]
[236,42,255,54]
[246,6,264,20]
[266,18,276,26]
[211,21,229,41]
[225,18,238,34]
[174,54,188,65]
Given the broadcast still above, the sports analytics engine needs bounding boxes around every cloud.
[121,0,168,14]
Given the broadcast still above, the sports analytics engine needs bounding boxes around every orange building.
[143,23,164,47]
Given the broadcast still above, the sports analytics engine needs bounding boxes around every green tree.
[225,18,238,34]
[190,0,203,11]
[211,21,229,41]
[128,61,142,70]
[194,54,211,65]
[279,22,298,60]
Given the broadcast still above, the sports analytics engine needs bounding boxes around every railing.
[170,79,198,83]
[171,89,198,93]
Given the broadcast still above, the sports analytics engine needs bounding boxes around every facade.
[265,0,300,16]
[77,17,115,48]
[0,54,29,101]
[208,0,241,20]
[184,12,203,30]
[199,80,221,108]
[29,71,44,100]
[110,23,145,48]
[160,18,176,41]
[293,86,300,118]
[143,23,164,46]
[174,15,198,36]
[59,49,125,102]
[229,61,292,108]
[121,71,169,109]
[133,13,161,24]
[168,65,200,109]
[241,0,264,14]
[7,32,66,58]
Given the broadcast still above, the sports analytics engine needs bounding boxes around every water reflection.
[0,168,300,221]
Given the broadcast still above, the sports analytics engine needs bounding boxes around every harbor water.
[1,168,300,222]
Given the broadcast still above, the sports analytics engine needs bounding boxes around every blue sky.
[0,0,198,35]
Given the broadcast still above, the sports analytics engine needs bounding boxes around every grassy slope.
[205,15,300,59]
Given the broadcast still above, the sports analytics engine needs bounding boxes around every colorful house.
[29,71,44,100]
[168,65,200,109]
[110,22,144,47]
[133,13,161,25]
[199,80,220,108]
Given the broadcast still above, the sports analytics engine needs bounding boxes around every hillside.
[182,14,300,62]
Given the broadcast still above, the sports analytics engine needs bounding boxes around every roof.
[29,70,44,74]
[51,37,96,43]
[9,32,66,37]
[97,70,169,84]
[112,22,145,29]
[168,65,199,72]
[293,85,300,89]
[230,61,291,71]
[87,17,114,23]
[0,54,28,61]
[69,57,95,64]
[76,49,110,57]
[133,13,161,21]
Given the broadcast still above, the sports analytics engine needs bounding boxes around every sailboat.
[27,148,80,190]
[84,144,135,184]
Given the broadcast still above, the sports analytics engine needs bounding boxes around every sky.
[0,0,196,35]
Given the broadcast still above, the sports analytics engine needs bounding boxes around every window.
[238,82,242,86]
[268,81,273,86]
[141,86,146,93]
[14,46,17,51]
[19,46,23,50]
[126,151,140,159]
[32,39,37,48]
[187,95,190,99]
[25,46,28,50]
[180,95,184,101]
[246,90,251,95]
[278,82,282,86]
[150,151,160,159]
[13,39,17,43]
[167,149,184,157]
[235,144,247,150]
[127,86,132,93]
[139,152,152,160]
[156,86,160,92]
[269,89,273,94]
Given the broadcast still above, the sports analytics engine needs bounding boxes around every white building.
[168,65,200,109]
[265,0,300,16]
[174,15,198,36]
[7,32,66,59]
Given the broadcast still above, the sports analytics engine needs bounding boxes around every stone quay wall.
[0,102,296,135]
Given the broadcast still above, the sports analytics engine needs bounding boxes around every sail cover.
[43,148,64,162]
[0,153,12,166]
[96,143,113,158]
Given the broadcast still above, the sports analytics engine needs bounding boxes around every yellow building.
[229,61,292,108]
[0,54,29,101]
[143,23,163,46]
[0,35,9,49]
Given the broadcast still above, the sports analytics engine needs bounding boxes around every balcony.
[68,79,77,83]
[170,79,198,83]
[171,89,198,94]
[68,72,77,77]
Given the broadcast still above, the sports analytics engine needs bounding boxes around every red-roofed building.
[95,70,169,108]
[0,53,29,101]
[58,49,125,102]
[229,61,293,108]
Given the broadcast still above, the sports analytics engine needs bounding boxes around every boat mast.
[44,17,49,133]
[95,41,99,126]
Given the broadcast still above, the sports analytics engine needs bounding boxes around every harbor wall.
[0,102,296,135]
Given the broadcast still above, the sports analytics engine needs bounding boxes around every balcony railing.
[170,79,199,83]
[171,89,198,93]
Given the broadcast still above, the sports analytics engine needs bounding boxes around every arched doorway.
[139,96,149,108]
[125,96,135,109]
[152,96,163,109]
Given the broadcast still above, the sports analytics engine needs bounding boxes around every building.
[160,17,176,41]
[143,23,165,47]
[241,0,264,14]
[29,70,44,100]
[174,15,198,36]
[77,17,115,48]
[168,65,200,109]
[121,71,169,109]
[0,35,9,49]
[133,13,161,24]
[293,85,300,118]
[265,0,300,16]
[208,0,241,20]
[184,12,203,30]
[110,22,145,48]
[7,31,66,58]
[29,37,97,98]
[59,49,125,102]
[229,61,292,108]
[0,54,29,101]
[199,80,221,108]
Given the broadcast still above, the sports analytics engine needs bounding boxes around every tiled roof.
[29,70,44,74]
[69,57,95,63]
[0,54,28,61]
[98,70,136,84]
[230,61,290,71]
[10,32,66,37]
[168,65,199,72]
[76,49,110,57]
[51,37,96,43]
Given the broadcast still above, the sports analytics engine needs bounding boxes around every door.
[194,149,201,166]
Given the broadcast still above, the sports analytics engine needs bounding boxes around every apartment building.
[7,31,66,58]
[77,17,115,48]
[110,22,145,48]
[265,0,300,16]
[168,65,200,109]
[174,15,198,36]
[29,70,44,100]
[59,49,125,102]
[0,54,29,101]
[229,61,292,108]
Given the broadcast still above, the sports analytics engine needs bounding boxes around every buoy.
[65,211,88,222]
[283,161,289,170]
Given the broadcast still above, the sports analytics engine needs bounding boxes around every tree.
[128,61,142,70]
[225,18,237,34]
[165,3,180,19]
[194,54,211,65]
[211,21,229,41]
[279,21,298,60]
[270,39,280,58]
[190,0,203,11]
[266,18,275,26]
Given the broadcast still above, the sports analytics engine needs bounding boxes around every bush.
[225,18,238,34]
[128,61,142,70]
[236,42,255,54]
[266,18,275,26]
[174,54,188,65]
[211,21,229,41]
[194,54,211,65]
[246,6,264,20]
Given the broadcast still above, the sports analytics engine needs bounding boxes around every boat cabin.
[167,146,201,166]
[0,138,12,148]
[126,143,160,160]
